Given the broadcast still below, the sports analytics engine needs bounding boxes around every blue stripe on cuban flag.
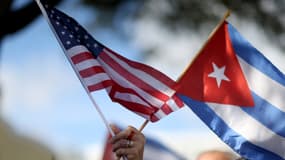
[230,23,285,159]
[178,23,285,160]
[144,137,186,160]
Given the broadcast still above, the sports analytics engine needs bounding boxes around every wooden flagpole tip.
[224,9,231,20]
[139,120,149,132]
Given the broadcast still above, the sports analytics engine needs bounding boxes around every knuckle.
[116,148,126,156]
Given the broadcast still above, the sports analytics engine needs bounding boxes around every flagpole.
[34,0,116,137]
[138,120,149,132]
[177,9,231,81]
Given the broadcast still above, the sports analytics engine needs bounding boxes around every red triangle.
[177,22,254,107]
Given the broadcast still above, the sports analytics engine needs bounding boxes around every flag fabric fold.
[41,2,183,122]
[177,21,285,160]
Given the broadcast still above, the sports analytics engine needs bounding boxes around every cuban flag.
[177,21,285,160]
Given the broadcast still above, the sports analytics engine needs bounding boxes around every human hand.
[110,125,145,160]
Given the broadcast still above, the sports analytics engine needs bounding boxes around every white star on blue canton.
[208,62,230,88]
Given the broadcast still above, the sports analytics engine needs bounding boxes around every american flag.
[42,3,184,122]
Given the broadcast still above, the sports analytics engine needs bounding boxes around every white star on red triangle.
[208,62,230,88]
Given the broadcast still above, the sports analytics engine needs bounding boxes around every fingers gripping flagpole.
[135,11,231,159]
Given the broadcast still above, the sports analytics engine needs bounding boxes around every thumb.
[110,124,121,135]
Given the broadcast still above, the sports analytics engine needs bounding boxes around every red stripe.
[108,83,117,99]
[104,48,177,89]
[87,80,113,92]
[160,104,174,115]
[79,66,106,78]
[99,52,170,102]
[71,52,94,64]
[112,93,159,122]
[173,94,184,108]
[109,83,157,109]
[108,84,160,116]
[150,115,159,122]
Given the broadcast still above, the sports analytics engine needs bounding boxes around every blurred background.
[1,0,284,159]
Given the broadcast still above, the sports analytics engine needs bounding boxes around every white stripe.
[166,98,180,111]
[208,102,285,158]
[98,57,165,108]
[67,45,89,57]
[103,49,175,97]
[76,59,101,71]
[83,73,111,86]
[154,110,167,119]
[113,92,151,107]
[238,57,285,112]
